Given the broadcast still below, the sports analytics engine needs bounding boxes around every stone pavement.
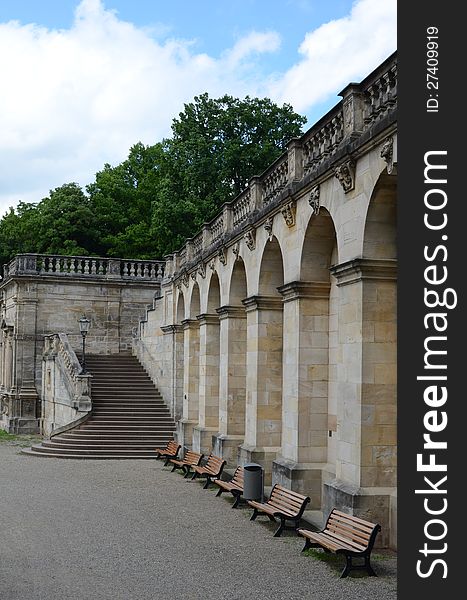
[0,442,397,600]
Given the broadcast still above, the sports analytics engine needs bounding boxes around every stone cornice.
[181,318,200,330]
[330,258,397,286]
[242,295,283,312]
[216,305,246,320]
[278,281,331,302]
[160,324,184,334]
[196,313,220,326]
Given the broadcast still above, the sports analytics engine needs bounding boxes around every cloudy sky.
[0,0,396,216]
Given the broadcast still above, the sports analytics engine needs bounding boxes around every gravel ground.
[0,441,397,600]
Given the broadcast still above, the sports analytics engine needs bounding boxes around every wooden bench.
[248,484,310,537]
[298,509,381,578]
[169,450,204,478]
[190,454,226,489]
[214,466,244,508]
[154,440,181,465]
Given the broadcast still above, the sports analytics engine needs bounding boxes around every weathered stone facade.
[135,54,398,548]
[0,255,164,433]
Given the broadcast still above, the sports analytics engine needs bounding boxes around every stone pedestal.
[272,457,326,509]
[238,443,281,485]
[192,425,218,455]
[176,418,197,452]
[212,433,244,466]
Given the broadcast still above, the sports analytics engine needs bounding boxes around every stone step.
[55,436,165,444]
[29,444,159,456]
[23,447,159,460]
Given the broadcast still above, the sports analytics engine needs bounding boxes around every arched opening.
[182,282,201,449]
[276,208,337,505]
[176,292,185,323]
[195,273,221,453]
[216,259,248,464]
[244,237,284,479]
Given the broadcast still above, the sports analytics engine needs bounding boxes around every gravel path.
[0,442,397,600]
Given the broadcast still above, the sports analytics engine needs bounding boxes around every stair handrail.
[43,333,92,436]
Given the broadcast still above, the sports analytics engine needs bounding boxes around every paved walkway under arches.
[0,441,397,600]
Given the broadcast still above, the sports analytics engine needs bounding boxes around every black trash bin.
[243,463,263,501]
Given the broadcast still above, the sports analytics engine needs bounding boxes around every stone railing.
[165,53,397,276]
[3,254,165,281]
[42,333,92,436]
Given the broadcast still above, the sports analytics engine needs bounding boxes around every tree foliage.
[0,94,306,267]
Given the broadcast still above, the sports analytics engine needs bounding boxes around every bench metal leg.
[340,556,352,578]
[216,488,223,497]
[171,464,177,472]
[365,556,377,576]
[231,494,240,509]
[273,517,285,537]
[250,508,259,521]
[301,538,312,552]
[203,477,211,489]
[191,471,198,480]
[183,466,191,478]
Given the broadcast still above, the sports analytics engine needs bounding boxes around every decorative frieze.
[334,160,355,193]
[281,200,296,228]
[218,247,227,265]
[381,136,394,174]
[244,228,256,251]
[308,185,320,215]
[264,217,273,241]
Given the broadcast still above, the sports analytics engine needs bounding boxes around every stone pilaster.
[272,281,331,506]
[180,318,200,450]
[161,324,184,421]
[239,295,283,483]
[192,313,220,454]
[327,257,397,547]
[213,305,247,465]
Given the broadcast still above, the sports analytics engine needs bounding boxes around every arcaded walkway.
[0,442,396,600]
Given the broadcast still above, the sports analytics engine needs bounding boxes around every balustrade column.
[212,306,247,465]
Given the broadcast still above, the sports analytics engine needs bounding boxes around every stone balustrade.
[168,52,397,274]
[3,254,165,281]
[42,333,92,435]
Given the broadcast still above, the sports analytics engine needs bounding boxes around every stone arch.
[242,236,284,481]
[215,257,248,464]
[229,258,247,305]
[189,283,200,318]
[176,291,185,323]
[258,236,284,296]
[363,172,397,259]
[195,271,221,454]
[274,208,338,506]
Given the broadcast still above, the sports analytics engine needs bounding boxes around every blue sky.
[0,0,396,214]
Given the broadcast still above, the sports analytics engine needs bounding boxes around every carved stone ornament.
[232,243,240,259]
[218,247,227,265]
[308,185,320,215]
[182,272,189,287]
[381,136,394,174]
[176,280,183,292]
[209,260,216,271]
[190,270,197,281]
[198,262,206,278]
[244,229,256,251]
[334,160,355,193]
[264,217,273,241]
[281,200,296,228]
[0,394,9,416]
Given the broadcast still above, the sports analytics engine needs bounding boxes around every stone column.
[213,305,247,465]
[239,296,283,483]
[327,258,397,547]
[272,281,330,507]
[177,318,200,451]
[193,313,220,454]
[5,283,41,433]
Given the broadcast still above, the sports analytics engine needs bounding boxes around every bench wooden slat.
[190,454,226,489]
[248,484,310,537]
[298,508,381,578]
[213,466,245,508]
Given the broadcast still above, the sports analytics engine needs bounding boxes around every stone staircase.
[25,354,175,459]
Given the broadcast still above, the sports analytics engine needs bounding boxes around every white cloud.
[269,0,397,111]
[0,0,396,216]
